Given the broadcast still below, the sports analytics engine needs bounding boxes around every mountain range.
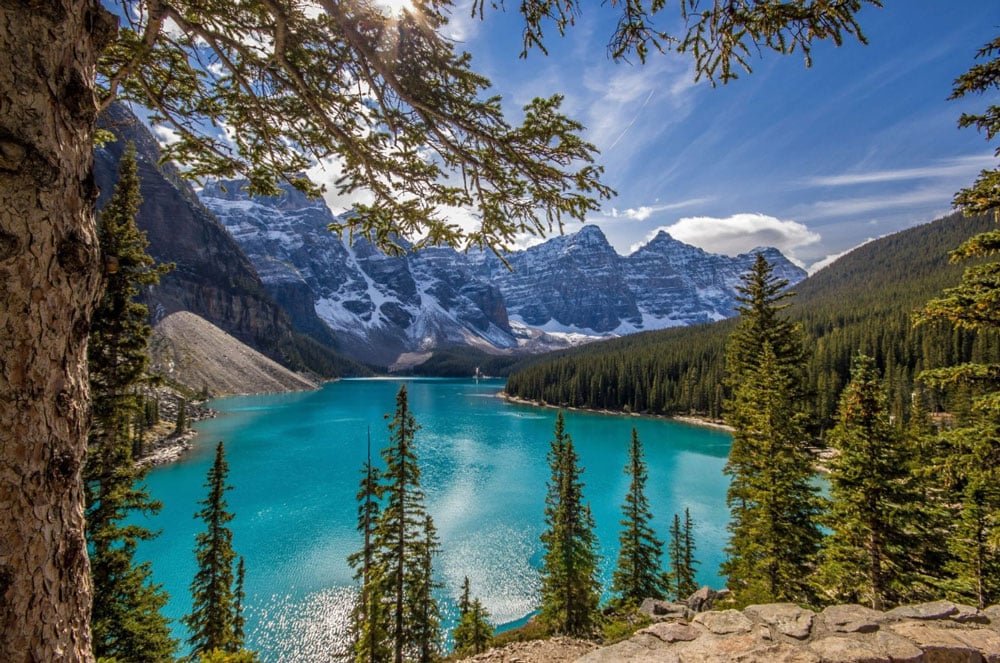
[95,105,807,374]
[199,181,806,367]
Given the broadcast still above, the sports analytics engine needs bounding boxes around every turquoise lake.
[136,378,732,661]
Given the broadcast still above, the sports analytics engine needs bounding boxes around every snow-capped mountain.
[199,181,806,366]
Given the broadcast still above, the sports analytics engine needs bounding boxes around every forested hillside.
[504,212,1000,431]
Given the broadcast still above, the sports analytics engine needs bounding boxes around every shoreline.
[499,392,734,432]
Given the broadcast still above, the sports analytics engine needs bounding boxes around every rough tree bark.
[0,1,114,660]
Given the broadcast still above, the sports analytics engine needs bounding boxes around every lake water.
[136,378,732,661]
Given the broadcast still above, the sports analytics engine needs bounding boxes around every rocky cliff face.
[198,180,807,366]
[95,104,296,358]
[200,180,518,366]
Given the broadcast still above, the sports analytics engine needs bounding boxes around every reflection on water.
[136,378,731,661]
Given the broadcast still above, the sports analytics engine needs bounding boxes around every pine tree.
[538,412,601,636]
[349,430,390,663]
[815,354,919,609]
[234,557,247,646]
[85,143,176,662]
[666,510,700,601]
[915,37,1000,610]
[939,414,1000,609]
[185,440,244,657]
[611,428,667,604]
[176,398,188,434]
[409,515,442,663]
[452,577,495,657]
[722,337,822,606]
[371,386,441,663]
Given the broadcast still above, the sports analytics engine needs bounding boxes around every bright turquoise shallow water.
[136,378,732,661]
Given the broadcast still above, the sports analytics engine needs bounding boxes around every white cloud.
[151,124,182,146]
[608,198,712,221]
[803,155,995,187]
[799,187,953,220]
[646,213,821,260]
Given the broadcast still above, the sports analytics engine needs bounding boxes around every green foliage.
[85,144,176,662]
[504,212,1000,430]
[950,36,1000,216]
[176,399,188,434]
[351,387,441,662]
[185,441,244,656]
[538,412,602,637]
[97,2,611,257]
[474,0,877,82]
[814,355,922,610]
[666,509,699,601]
[452,577,494,657]
[197,648,262,663]
[600,604,651,645]
[722,257,822,606]
[611,428,667,604]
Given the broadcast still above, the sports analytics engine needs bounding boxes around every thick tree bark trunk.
[0,1,113,660]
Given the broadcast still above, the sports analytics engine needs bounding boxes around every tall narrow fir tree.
[85,143,175,662]
[611,428,667,604]
[184,441,246,657]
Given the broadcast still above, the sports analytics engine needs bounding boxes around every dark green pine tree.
[374,386,441,663]
[939,414,1000,609]
[915,37,1000,610]
[349,430,391,663]
[722,340,822,606]
[611,428,667,604]
[815,354,920,610]
[538,412,601,637]
[409,515,442,662]
[666,510,700,601]
[184,440,245,657]
[452,577,494,657]
[85,143,175,662]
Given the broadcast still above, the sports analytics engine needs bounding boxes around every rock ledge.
[577,600,1000,662]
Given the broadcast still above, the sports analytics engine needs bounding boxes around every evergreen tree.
[722,336,822,606]
[234,557,247,646]
[666,510,700,601]
[409,515,442,663]
[452,577,494,658]
[176,398,188,434]
[938,414,1000,609]
[372,386,440,663]
[611,428,667,604]
[815,355,919,609]
[538,413,601,636]
[916,36,1000,610]
[349,431,390,663]
[185,441,244,657]
[85,143,175,662]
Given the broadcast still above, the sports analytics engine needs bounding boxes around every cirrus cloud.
[644,213,822,262]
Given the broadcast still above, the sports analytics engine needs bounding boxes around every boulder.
[693,609,753,635]
[686,585,726,612]
[819,604,883,634]
[639,598,690,622]
[745,603,816,640]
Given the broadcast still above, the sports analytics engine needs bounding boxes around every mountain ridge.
[199,180,806,366]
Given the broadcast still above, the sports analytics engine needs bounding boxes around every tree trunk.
[0,1,113,660]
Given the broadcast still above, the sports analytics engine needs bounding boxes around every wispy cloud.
[607,198,712,221]
[639,213,821,262]
[798,187,955,221]
[803,155,994,187]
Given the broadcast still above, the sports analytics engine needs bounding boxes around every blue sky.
[439,0,999,271]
